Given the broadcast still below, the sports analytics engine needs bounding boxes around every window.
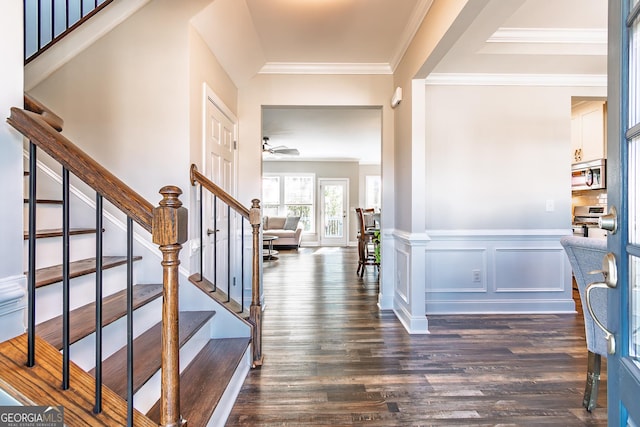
[262,174,315,231]
[262,176,280,216]
[365,175,381,210]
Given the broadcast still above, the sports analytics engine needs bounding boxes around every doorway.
[319,178,348,246]
[203,90,239,299]
[261,106,382,247]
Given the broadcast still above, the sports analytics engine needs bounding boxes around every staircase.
[0,95,263,426]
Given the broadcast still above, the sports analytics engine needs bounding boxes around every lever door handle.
[207,228,219,236]
[586,252,617,355]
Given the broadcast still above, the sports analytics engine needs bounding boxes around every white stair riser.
[35,268,135,324]
[25,204,63,230]
[24,233,98,270]
[67,297,162,371]
[130,317,213,414]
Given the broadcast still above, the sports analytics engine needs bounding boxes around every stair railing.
[8,94,186,427]
[190,164,263,366]
[24,0,115,64]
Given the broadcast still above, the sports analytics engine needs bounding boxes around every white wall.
[0,0,27,341]
[425,84,574,230]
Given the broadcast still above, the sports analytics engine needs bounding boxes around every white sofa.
[263,216,303,248]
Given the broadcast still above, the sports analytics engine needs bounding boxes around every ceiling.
[192,0,608,164]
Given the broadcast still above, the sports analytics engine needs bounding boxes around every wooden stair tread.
[24,198,63,205]
[24,227,100,239]
[146,337,250,425]
[0,334,156,427]
[96,310,216,399]
[31,255,142,288]
[188,274,251,325]
[38,284,163,350]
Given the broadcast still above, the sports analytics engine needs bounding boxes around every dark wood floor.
[227,247,607,426]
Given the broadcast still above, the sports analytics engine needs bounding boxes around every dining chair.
[355,208,379,277]
[560,235,608,411]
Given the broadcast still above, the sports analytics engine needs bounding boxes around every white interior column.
[392,79,429,334]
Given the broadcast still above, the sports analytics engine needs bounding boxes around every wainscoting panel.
[494,247,566,292]
[395,247,410,304]
[423,230,574,314]
[426,248,487,293]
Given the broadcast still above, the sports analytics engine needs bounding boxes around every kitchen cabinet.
[571,100,607,163]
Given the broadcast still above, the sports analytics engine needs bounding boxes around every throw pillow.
[283,216,300,231]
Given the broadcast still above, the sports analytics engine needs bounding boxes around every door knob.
[207,228,219,236]
[599,206,617,234]
[586,252,617,354]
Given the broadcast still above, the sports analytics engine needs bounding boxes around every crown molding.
[389,0,434,72]
[259,62,392,75]
[488,27,607,45]
[425,73,607,87]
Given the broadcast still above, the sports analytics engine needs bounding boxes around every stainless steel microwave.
[571,159,606,191]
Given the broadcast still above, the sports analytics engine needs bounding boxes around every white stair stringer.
[207,345,251,427]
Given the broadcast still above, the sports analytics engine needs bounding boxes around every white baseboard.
[0,275,26,342]
[393,303,429,334]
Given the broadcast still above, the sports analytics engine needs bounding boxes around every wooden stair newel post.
[152,186,188,427]
[249,199,264,367]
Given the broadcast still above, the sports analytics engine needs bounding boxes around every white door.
[203,94,237,297]
[319,179,348,246]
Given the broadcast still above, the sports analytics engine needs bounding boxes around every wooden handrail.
[7,107,154,233]
[11,97,187,425]
[190,164,250,219]
[190,165,263,366]
[24,93,64,132]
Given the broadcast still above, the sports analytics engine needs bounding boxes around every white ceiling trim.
[259,62,392,75]
[425,73,607,87]
[488,27,607,45]
[389,0,434,71]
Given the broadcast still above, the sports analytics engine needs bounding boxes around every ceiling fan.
[262,137,299,156]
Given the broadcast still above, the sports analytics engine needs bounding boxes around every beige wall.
[31,0,214,205]
[391,0,472,231]
[0,0,28,341]
[238,73,395,229]
[188,26,238,172]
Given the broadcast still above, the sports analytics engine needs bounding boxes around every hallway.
[227,247,607,426]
